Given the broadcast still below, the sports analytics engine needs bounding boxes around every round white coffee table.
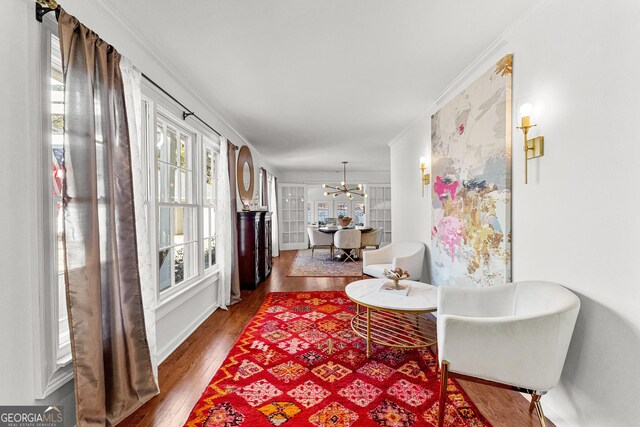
[345,278,438,358]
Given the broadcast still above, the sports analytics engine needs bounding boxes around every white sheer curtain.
[120,57,158,381]
[216,138,233,308]
[268,173,280,257]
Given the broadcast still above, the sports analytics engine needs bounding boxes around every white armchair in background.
[360,227,383,249]
[307,227,334,259]
[362,241,425,280]
[436,281,580,427]
[333,229,361,263]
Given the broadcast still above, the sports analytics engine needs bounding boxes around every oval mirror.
[237,145,254,207]
[243,162,251,192]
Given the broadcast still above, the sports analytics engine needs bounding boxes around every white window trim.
[141,81,221,308]
[29,10,74,399]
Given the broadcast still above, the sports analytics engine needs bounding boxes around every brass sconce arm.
[420,157,431,197]
[517,118,544,184]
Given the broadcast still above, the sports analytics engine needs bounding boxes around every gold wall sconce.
[517,103,544,184]
[420,156,431,197]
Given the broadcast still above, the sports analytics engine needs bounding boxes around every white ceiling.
[109,0,533,172]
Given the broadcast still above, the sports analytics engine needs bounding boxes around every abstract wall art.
[431,54,512,287]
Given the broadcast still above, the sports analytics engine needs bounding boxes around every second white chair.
[334,229,361,263]
[362,241,425,280]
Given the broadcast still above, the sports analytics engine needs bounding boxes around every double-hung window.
[145,90,220,299]
[203,140,217,270]
[36,20,73,398]
[155,116,199,292]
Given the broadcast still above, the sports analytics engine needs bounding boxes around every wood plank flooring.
[121,250,554,427]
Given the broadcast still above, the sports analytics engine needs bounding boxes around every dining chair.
[360,227,384,249]
[307,227,334,259]
[436,281,580,427]
[333,229,361,263]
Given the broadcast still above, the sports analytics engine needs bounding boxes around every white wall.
[0,0,276,420]
[390,1,640,425]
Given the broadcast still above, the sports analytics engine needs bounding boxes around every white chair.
[307,227,334,259]
[362,241,425,281]
[360,227,383,249]
[436,281,580,427]
[333,229,361,263]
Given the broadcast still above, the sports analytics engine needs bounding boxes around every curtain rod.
[34,1,227,142]
[141,73,222,138]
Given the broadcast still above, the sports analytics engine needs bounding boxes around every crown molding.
[387,0,551,148]
[84,0,256,149]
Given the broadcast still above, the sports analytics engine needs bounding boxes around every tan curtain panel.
[228,141,242,304]
[58,8,158,426]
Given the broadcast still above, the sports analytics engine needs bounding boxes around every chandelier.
[323,161,367,200]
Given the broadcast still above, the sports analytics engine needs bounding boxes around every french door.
[279,183,308,250]
[368,185,392,244]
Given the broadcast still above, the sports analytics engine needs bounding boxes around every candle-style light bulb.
[324,192,328,196]
[341,181,345,186]
[520,103,534,127]
[419,156,426,169]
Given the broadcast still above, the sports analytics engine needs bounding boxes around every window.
[336,202,350,219]
[353,202,365,225]
[35,20,74,399]
[315,201,330,225]
[49,32,71,364]
[203,141,217,270]
[156,116,199,292]
[144,89,221,298]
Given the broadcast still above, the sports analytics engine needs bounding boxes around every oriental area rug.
[185,291,490,427]
[287,250,363,277]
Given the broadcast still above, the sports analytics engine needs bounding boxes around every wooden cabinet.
[237,211,272,289]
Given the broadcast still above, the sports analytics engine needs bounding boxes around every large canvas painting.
[431,54,512,287]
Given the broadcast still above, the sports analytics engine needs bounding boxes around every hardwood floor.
[121,250,554,427]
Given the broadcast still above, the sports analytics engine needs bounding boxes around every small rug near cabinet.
[185,291,491,427]
[287,249,363,277]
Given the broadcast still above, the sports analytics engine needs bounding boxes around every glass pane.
[159,249,171,291]
[210,236,216,266]
[205,149,214,205]
[174,245,185,285]
[180,133,189,169]
[159,206,171,248]
[156,122,164,166]
[173,207,197,245]
[203,207,210,239]
[168,127,178,166]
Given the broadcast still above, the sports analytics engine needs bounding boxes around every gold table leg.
[366,307,371,358]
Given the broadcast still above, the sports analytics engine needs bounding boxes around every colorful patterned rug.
[185,291,490,426]
[287,250,364,277]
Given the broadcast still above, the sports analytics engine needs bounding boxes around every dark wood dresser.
[237,211,272,289]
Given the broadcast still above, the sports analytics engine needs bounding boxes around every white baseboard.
[157,304,219,363]
[543,399,576,427]
[520,393,575,427]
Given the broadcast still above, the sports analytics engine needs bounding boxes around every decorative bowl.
[337,217,352,226]
[383,268,411,290]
